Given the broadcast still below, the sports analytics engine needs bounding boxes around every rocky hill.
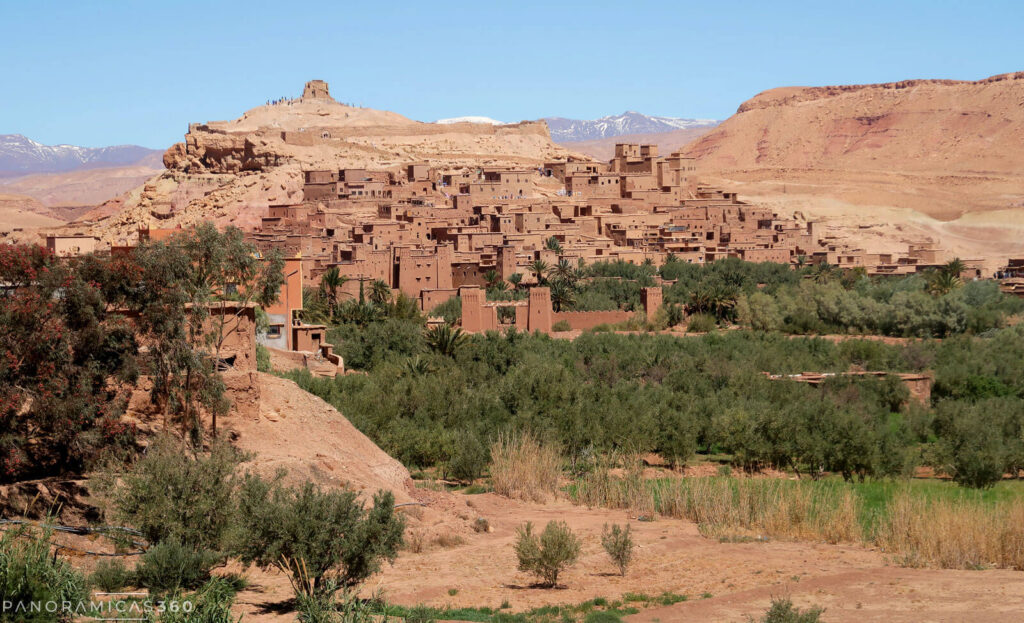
[163,80,572,175]
[683,73,1024,177]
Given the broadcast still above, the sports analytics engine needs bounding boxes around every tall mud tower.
[302,80,331,100]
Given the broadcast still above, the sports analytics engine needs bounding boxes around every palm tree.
[529,259,549,285]
[688,283,738,321]
[573,258,588,282]
[545,236,563,255]
[927,269,962,296]
[319,267,347,321]
[552,258,574,282]
[483,269,502,289]
[425,324,468,357]
[811,262,835,284]
[401,355,433,376]
[549,279,576,312]
[507,272,523,291]
[369,279,392,306]
[944,257,966,278]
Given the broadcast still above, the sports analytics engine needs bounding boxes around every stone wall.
[552,310,632,330]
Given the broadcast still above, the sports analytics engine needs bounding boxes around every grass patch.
[369,596,650,623]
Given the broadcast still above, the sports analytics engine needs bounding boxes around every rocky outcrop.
[164,127,290,174]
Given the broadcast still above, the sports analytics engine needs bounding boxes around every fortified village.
[45,80,1002,347]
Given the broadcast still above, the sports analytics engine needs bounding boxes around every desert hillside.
[681,72,1024,269]
[685,72,1024,177]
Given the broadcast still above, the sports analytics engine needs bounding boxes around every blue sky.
[2,0,1021,149]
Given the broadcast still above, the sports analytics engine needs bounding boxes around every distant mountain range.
[435,116,505,125]
[543,112,718,143]
[0,134,162,178]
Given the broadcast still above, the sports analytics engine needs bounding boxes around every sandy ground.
[231,490,1024,622]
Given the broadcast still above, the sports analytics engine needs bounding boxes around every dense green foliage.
[293,319,1024,488]
[567,257,1022,337]
[0,244,140,481]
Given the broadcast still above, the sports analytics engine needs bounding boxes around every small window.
[267,325,282,339]
[311,333,321,342]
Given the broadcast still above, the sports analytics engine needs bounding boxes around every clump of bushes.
[686,313,717,333]
[233,476,404,597]
[88,558,132,593]
[514,520,581,587]
[601,523,635,576]
[447,432,489,484]
[134,539,222,594]
[748,597,824,623]
[102,434,405,616]
[107,436,243,553]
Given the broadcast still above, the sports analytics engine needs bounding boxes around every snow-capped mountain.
[435,116,506,125]
[0,134,161,177]
[543,112,718,142]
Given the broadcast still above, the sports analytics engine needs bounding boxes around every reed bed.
[489,432,562,503]
[567,460,1024,570]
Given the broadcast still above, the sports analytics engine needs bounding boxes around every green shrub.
[584,612,623,623]
[686,313,716,332]
[431,297,462,326]
[89,558,132,592]
[551,320,572,332]
[600,523,634,576]
[404,604,438,623]
[448,432,489,483]
[109,436,243,552]
[233,475,404,597]
[295,591,340,623]
[514,520,581,587]
[134,540,221,594]
[664,303,685,328]
[256,344,272,372]
[0,525,87,623]
[749,597,824,623]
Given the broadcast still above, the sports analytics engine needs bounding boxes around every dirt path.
[629,567,1024,622]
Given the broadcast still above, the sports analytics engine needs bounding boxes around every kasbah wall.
[459,285,663,333]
